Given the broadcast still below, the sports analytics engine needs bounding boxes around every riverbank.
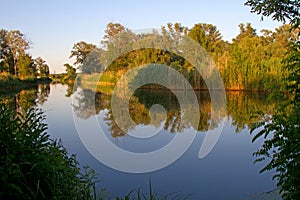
[76,72,287,94]
[0,71,288,96]
[0,77,52,93]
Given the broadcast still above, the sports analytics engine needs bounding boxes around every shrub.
[0,103,99,200]
[0,72,21,87]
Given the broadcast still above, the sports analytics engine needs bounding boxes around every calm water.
[1,84,278,199]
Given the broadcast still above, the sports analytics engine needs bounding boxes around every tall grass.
[0,72,22,88]
[115,180,190,200]
[0,103,100,199]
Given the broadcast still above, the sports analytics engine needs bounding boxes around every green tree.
[63,63,76,82]
[245,0,300,199]
[0,29,14,74]
[81,48,104,73]
[245,0,300,27]
[17,54,36,80]
[101,23,137,71]
[233,23,257,43]
[6,30,31,75]
[70,41,96,68]
[188,23,227,89]
[188,23,222,54]
[34,57,50,78]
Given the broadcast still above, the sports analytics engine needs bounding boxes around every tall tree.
[0,29,13,73]
[6,30,30,75]
[70,41,96,66]
[101,23,137,71]
[34,57,49,78]
[63,63,76,82]
[17,54,36,80]
[233,23,257,43]
[188,23,222,54]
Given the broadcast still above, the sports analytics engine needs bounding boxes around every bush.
[0,103,99,200]
[0,72,21,87]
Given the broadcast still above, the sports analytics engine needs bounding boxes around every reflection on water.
[72,85,276,137]
[0,84,280,199]
[0,84,50,112]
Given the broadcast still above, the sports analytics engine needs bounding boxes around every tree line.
[70,22,298,91]
[0,29,50,80]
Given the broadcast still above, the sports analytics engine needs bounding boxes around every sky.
[0,0,283,73]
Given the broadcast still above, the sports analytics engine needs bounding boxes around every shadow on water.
[0,84,50,112]
[0,83,284,199]
[71,85,279,138]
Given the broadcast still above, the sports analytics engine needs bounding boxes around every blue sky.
[0,0,282,73]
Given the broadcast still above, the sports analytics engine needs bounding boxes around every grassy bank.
[0,72,52,92]
[77,72,285,94]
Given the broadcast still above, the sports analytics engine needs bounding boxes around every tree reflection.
[36,84,50,105]
[73,86,279,138]
[226,92,278,132]
[0,84,51,113]
[15,89,37,112]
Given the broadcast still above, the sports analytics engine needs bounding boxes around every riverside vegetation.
[0,0,299,199]
[0,103,190,200]
[245,0,300,199]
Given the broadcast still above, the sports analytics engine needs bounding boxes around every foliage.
[246,0,300,199]
[0,72,21,87]
[245,0,300,27]
[251,104,300,199]
[0,103,193,200]
[0,103,101,200]
[285,42,300,103]
[0,29,50,83]
[17,54,37,80]
[69,41,97,73]
[62,63,76,82]
[34,57,50,78]
[4,30,30,75]
[70,22,294,91]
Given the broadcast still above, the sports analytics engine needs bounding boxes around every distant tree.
[233,23,257,43]
[101,23,137,71]
[17,54,36,80]
[34,57,49,78]
[81,48,104,73]
[70,41,96,66]
[63,63,76,82]
[103,22,125,40]
[188,23,222,54]
[272,24,299,48]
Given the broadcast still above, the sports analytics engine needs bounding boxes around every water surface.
[1,84,278,199]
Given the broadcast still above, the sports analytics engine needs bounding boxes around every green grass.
[0,72,52,93]
[78,72,117,95]
[79,72,117,84]
[0,72,22,87]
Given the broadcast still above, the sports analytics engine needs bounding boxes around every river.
[0,83,280,199]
